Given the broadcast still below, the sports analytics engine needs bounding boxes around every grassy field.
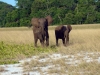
[0,24,100,74]
[0,24,100,63]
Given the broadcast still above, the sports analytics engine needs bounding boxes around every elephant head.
[31,15,53,47]
[55,25,72,46]
[67,25,72,33]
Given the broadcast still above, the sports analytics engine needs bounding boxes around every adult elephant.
[55,25,72,46]
[30,15,53,47]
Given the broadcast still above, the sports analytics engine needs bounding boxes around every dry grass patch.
[0,66,5,72]
[68,62,100,75]
[47,58,68,74]
[23,60,40,72]
[0,31,33,44]
[0,24,100,61]
[56,28,100,54]
[71,24,100,29]
[47,68,67,75]
[0,24,100,74]
[23,55,69,74]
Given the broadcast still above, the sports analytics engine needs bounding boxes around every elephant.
[30,15,53,47]
[55,25,72,46]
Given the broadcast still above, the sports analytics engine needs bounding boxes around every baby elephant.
[55,25,72,46]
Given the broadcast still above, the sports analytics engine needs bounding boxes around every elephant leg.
[39,35,44,47]
[67,34,69,44]
[46,37,49,46]
[56,38,58,46]
[34,38,38,47]
[46,32,49,46]
[62,38,66,46]
[39,39,44,47]
[33,33,38,47]
[65,34,69,46]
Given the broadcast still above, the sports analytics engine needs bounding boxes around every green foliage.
[0,0,100,27]
[0,1,15,27]
[20,18,30,26]
[0,41,57,64]
[63,13,75,24]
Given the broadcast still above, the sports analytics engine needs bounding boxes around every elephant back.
[55,25,63,31]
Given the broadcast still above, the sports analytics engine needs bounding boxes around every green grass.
[0,41,57,64]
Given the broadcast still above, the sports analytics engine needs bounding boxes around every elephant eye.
[35,26,37,28]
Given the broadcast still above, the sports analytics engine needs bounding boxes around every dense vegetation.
[0,41,57,64]
[0,0,100,27]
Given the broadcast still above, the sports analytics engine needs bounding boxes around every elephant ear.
[31,18,39,26]
[45,15,53,26]
[67,25,72,33]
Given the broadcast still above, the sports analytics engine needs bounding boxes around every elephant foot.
[63,44,66,47]
[46,44,49,47]
[46,42,49,47]
[41,44,45,47]
[67,42,70,45]
[34,44,37,47]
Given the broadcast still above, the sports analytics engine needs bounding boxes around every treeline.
[0,0,100,27]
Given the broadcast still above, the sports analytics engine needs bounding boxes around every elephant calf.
[30,15,53,47]
[55,25,72,46]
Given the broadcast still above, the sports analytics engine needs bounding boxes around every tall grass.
[49,24,100,54]
[68,61,100,75]
[59,28,100,54]
[0,24,100,64]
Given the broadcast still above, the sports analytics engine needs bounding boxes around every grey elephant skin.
[30,15,53,47]
[55,25,72,46]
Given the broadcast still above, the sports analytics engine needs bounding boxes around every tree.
[63,13,75,24]
[1,0,100,27]
[0,1,15,27]
[95,12,100,23]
